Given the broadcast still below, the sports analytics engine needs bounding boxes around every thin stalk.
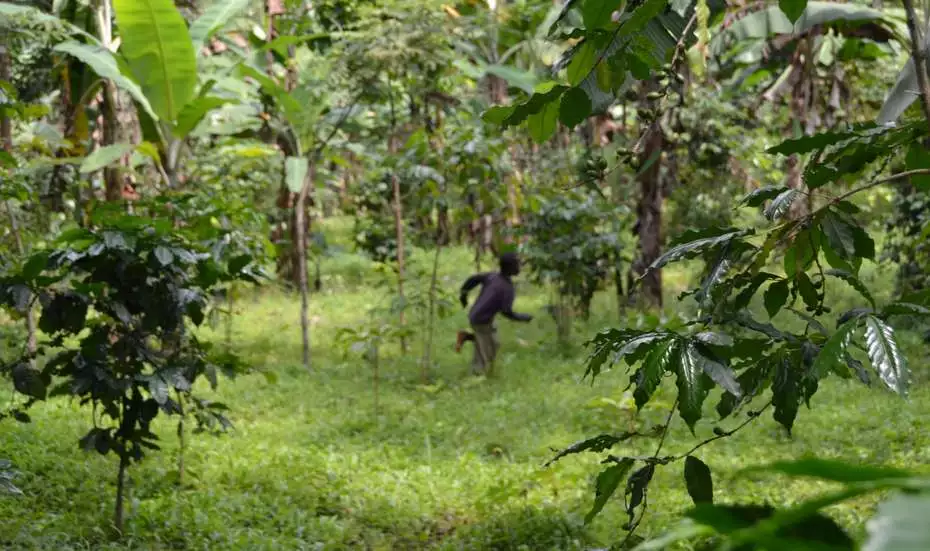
[296,161,315,369]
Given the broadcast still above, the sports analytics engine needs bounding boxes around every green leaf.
[684,456,714,505]
[12,363,46,400]
[820,210,856,259]
[154,246,174,266]
[751,457,911,483]
[583,0,623,30]
[79,143,134,174]
[632,338,678,409]
[882,302,930,317]
[826,269,875,308]
[905,143,930,191]
[863,492,930,551]
[796,272,820,312]
[772,357,800,433]
[764,279,790,318]
[848,220,875,260]
[764,189,799,220]
[113,0,198,122]
[739,185,788,207]
[620,0,669,35]
[559,87,592,129]
[188,0,251,52]
[675,345,709,432]
[527,101,559,143]
[648,229,750,272]
[693,346,741,398]
[567,41,598,86]
[52,41,159,122]
[585,458,635,524]
[482,105,516,125]
[784,228,817,277]
[546,433,638,466]
[285,157,309,193]
[0,3,101,45]
[22,252,49,281]
[779,0,808,24]
[767,130,857,156]
[484,65,538,94]
[863,316,909,396]
[812,320,858,377]
[173,96,230,138]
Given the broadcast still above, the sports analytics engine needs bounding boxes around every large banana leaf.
[53,41,159,122]
[188,0,252,53]
[0,2,100,45]
[877,48,926,125]
[711,2,888,57]
[112,0,197,125]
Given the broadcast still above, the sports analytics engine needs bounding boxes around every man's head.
[499,252,521,277]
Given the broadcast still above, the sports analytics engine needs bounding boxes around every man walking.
[455,252,532,376]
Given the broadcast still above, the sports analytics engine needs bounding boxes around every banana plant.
[0,0,252,186]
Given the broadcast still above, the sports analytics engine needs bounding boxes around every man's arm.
[460,273,489,307]
[501,308,533,322]
[500,289,532,322]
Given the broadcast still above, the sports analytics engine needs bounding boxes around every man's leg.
[471,323,493,375]
[455,330,475,353]
[486,324,500,376]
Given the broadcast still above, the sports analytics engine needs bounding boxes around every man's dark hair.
[499,252,520,276]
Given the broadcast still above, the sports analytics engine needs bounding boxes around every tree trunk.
[114,451,128,533]
[296,160,315,369]
[95,0,125,201]
[422,241,442,383]
[635,124,664,309]
[391,163,408,353]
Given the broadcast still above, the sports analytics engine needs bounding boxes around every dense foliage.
[3,0,930,547]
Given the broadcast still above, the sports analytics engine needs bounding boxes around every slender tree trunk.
[387,84,408,353]
[0,45,10,150]
[636,124,664,309]
[176,392,185,486]
[114,451,128,533]
[296,161,315,369]
[95,0,124,201]
[422,238,443,383]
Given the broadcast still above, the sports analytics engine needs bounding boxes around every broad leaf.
[676,345,709,432]
[12,363,46,400]
[285,157,309,194]
[763,189,799,220]
[619,0,670,35]
[53,41,159,122]
[633,338,678,409]
[692,344,741,397]
[528,101,559,143]
[189,0,251,52]
[863,316,909,396]
[585,458,635,524]
[779,0,808,24]
[752,457,910,483]
[113,0,198,123]
[567,42,598,86]
[648,229,749,272]
[826,269,875,308]
[812,320,857,377]
[739,185,788,207]
[546,433,637,466]
[764,279,790,318]
[559,87,593,129]
[772,357,800,433]
[684,456,714,504]
[820,210,856,259]
[173,96,231,138]
[79,143,134,174]
[878,54,925,125]
[583,0,623,30]
[863,492,930,551]
[882,302,930,317]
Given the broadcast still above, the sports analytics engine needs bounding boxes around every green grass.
[2,229,929,550]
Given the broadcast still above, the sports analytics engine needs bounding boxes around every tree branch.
[832,168,930,204]
[673,401,772,461]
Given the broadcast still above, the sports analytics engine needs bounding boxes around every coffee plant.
[0,207,259,532]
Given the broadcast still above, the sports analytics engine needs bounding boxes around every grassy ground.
[1,220,929,550]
